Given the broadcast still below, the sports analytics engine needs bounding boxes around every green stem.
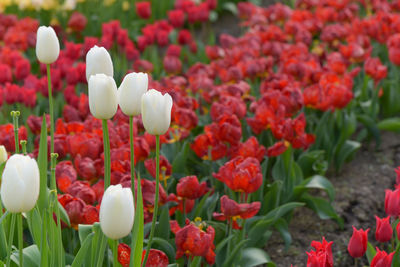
[6,213,16,267]
[354,257,358,267]
[20,140,27,155]
[40,210,48,267]
[102,119,111,190]
[226,221,233,257]
[18,213,23,267]
[113,239,119,267]
[129,116,136,203]
[11,111,20,153]
[142,135,160,267]
[46,64,55,155]
[50,153,63,267]
[96,234,107,267]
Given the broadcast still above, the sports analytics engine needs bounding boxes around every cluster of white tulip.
[85,45,173,242]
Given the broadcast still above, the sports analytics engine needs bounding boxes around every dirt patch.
[267,131,400,266]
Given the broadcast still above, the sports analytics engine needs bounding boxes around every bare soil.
[267,132,400,266]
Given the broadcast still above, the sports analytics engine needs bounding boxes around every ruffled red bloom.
[191,133,228,160]
[173,107,198,130]
[177,29,192,45]
[231,136,266,162]
[58,194,85,229]
[370,248,395,267]
[136,1,152,19]
[348,226,369,258]
[213,156,262,194]
[74,155,98,181]
[68,12,87,32]
[213,195,260,229]
[176,176,208,200]
[67,181,96,205]
[144,155,172,182]
[66,133,102,160]
[163,56,182,74]
[168,10,185,28]
[172,219,216,265]
[364,57,387,84]
[56,160,77,193]
[167,193,195,216]
[117,243,169,267]
[82,205,99,224]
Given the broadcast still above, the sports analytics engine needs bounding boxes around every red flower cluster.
[306,237,333,267]
[117,243,168,267]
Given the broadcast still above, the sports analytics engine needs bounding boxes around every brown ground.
[267,131,400,266]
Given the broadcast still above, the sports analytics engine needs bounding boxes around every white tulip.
[1,154,40,213]
[118,72,148,116]
[88,74,118,120]
[99,184,134,240]
[141,89,173,135]
[35,26,60,64]
[0,145,7,164]
[86,45,114,82]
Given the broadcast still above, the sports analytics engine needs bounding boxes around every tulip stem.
[11,111,20,153]
[354,258,358,267]
[129,116,136,203]
[18,213,23,267]
[6,213,16,267]
[112,239,118,267]
[20,140,27,155]
[46,64,55,155]
[142,135,160,267]
[102,119,111,190]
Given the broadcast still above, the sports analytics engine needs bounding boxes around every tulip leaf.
[172,142,189,174]
[301,195,343,228]
[222,239,248,267]
[356,114,381,147]
[11,244,40,267]
[58,201,71,227]
[378,117,400,132]
[132,180,144,267]
[71,233,95,267]
[192,190,212,218]
[334,140,361,172]
[274,218,291,251]
[391,243,400,267]
[78,224,93,244]
[0,210,9,225]
[260,181,281,214]
[37,115,48,210]
[366,242,376,264]
[155,205,170,240]
[26,207,43,247]
[292,175,335,202]
[151,237,176,263]
[239,248,276,267]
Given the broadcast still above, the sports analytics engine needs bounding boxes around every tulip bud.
[348,226,369,258]
[385,189,400,216]
[1,154,40,213]
[88,74,118,120]
[141,89,173,135]
[85,45,114,82]
[118,72,148,116]
[35,26,60,64]
[375,216,392,243]
[0,145,7,164]
[99,184,134,239]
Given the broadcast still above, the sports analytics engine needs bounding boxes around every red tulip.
[176,176,208,200]
[370,248,395,267]
[375,216,392,243]
[136,1,151,19]
[168,10,185,28]
[385,189,400,216]
[306,237,333,267]
[348,226,369,258]
[117,243,169,267]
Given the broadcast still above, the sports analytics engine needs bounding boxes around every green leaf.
[78,224,93,244]
[37,115,48,210]
[222,2,238,15]
[0,210,9,224]
[71,233,95,267]
[152,238,176,263]
[239,248,276,267]
[222,239,248,267]
[274,218,291,251]
[193,190,212,218]
[260,181,281,214]
[11,245,40,267]
[302,195,343,228]
[293,175,335,202]
[356,114,380,147]
[172,142,189,174]
[26,207,43,247]
[58,201,71,227]
[334,140,361,171]
[366,242,376,264]
[155,206,170,240]
[132,181,144,267]
[378,117,400,132]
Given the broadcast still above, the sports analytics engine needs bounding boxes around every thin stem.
[11,111,20,153]
[226,220,233,257]
[40,209,48,267]
[6,213,16,267]
[354,258,358,267]
[129,116,135,203]
[46,64,55,155]
[18,213,23,267]
[51,153,63,267]
[142,135,160,267]
[102,119,111,190]
[20,140,27,155]
[113,239,119,267]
